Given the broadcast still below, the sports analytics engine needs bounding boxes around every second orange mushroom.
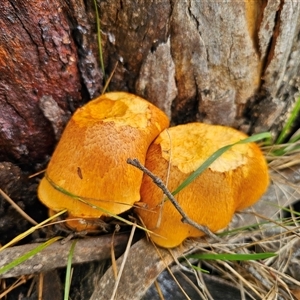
[136,123,269,248]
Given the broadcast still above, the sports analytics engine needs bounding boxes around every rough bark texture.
[0,0,103,163]
[0,0,81,163]
[1,1,300,164]
[99,0,300,132]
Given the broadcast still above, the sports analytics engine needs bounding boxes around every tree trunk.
[100,0,300,132]
[1,0,300,298]
[1,0,300,164]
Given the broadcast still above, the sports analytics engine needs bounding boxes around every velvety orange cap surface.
[136,123,269,248]
[38,92,169,228]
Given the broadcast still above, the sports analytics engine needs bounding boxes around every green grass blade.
[288,130,300,144]
[190,265,210,273]
[186,252,277,261]
[0,210,67,252]
[172,132,271,196]
[276,97,300,145]
[0,236,62,276]
[217,220,271,237]
[64,240,77,300]
[45,174,152,233]
[93,0,105,78]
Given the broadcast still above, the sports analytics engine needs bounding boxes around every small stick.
[0,188,38,226]
[110,222,137,300]
[127,158,221,241]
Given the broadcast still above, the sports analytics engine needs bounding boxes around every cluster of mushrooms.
[38,92,269,248]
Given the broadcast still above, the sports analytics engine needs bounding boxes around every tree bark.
[0,0,81,163]
[99,0,300,132]
[1,1,300,164]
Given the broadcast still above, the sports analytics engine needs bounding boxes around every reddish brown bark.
[0,0,82,163]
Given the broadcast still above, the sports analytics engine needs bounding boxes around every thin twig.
[252,212,300,238]
[28,169,45,178]
[127,158,221,241]
[221,261,262,299]
[110,223,137,300]
[93,0,105,78]
[0,275,30,298]
[102,61,118,94]
[0,188,38,225]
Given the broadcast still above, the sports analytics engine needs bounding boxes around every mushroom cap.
[136,123,269,248]
[38,92,169,226]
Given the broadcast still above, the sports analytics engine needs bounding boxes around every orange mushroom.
[136,123,269,248]
[38,92,169,230]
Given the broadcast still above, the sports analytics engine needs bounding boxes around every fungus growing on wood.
[38,92,169,230]
[136,123,269,248]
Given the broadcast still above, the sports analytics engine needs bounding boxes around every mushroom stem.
[127,158,221,241]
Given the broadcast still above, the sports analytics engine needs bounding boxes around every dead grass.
[153,149,300,300]
[2,145,300,300]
